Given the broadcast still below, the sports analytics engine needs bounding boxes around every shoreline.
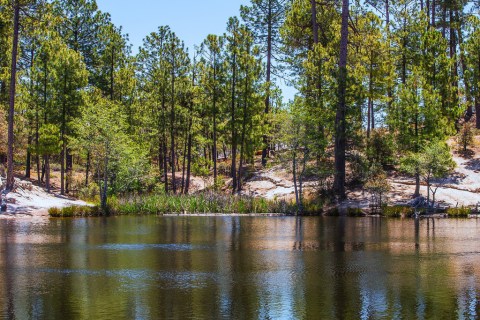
[4,210,480,220]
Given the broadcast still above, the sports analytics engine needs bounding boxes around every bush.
[192,158,211,177]
[78,182,100,202]
[456,121,476,154]
[104,192,297,216]
[48,207,61,217]
[446,206,471,218]
[367,129,397,168]
[365,170,390,212]
[48,205,101,217]
[347,208,365,217]
[349,151,369,184]
[381,205,414,218]
[323,207,340,216]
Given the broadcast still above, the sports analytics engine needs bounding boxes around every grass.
[381,205,415,218]
[49,192,301,217]
[106,192,297,215]
[347,208,365,217]
[48,205,101,217]
[446,206,471,218]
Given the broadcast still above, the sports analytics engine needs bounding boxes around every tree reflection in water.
[0,216,479,319]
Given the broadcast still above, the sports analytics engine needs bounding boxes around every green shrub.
[446,206,471,218]
[347,208,365,217]
[103,192,295,215]
[381,205,414,218]
[79,182,100,202]
[325,208,340,216]
[48,205,101,217]
[367,129,397,167]
[48,207,61,217]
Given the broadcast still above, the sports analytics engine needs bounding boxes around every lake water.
[0,216,479,319]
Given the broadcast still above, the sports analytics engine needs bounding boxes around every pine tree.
[241,0,289,167]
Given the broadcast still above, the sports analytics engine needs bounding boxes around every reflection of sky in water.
[1,217,480,319]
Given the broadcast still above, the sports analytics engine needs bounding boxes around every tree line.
[0,0,479,210]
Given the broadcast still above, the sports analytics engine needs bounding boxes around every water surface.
[1,216,479,319]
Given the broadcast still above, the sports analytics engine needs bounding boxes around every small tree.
[37,124,61,192]
[76,92,148,212]
[401,141,455,209]
[365,169,390,213]
[456,121,475,155]
[278,98,316,215]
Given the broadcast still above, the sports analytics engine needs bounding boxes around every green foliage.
[36,124,61,156]
[365,170,390,210]
[78,182,100,202]
[192,158,211,177]
[446,207,472,218]
[456,122,476,154]
[401,141,455,182]
[381,206,415,218]
[347,208,365,217]
[446,206,472,218]
[105,193,296,215]
[48,205,101,217]
[366,129,397,168]
[349,151,369,184]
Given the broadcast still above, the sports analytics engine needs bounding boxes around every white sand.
[0,184,88,219]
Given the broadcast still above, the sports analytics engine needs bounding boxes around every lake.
[0,216,479,319]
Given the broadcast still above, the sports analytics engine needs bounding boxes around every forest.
[0,0,479,214]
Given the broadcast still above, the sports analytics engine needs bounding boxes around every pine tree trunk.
[6,3,20,191]
[230,39,238,192]
[60,64,68,195]
[262,0,273,167]
[101,153,108,212]
[311,0,318,45]
[415,172,420,197]
[426,0,430,24]
[85,151,90,186]
[66,150,72,193]
[25,46,35,180]
[367,57,373,138]
[45,155,50,192]
[36,100,40,186]
[385,0,389,26]
[181,129,188,193]
[41,159,45,183]
[238,53,250,191]
[333,0,349,200]
[457,11,473,120]
[477,89,480,129]
[442,2,446,38]
[213,54,218,183]
[60,146,65,195]
[432,0,436,27]
[185,122,192,194]
[293,150,299,215]
[25,129,32,179]
[163,140,169,194]
[450,6,458,109]
[170,42,177,194]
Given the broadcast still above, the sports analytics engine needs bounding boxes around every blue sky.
[96,0,250,54]
[95,0,296,101]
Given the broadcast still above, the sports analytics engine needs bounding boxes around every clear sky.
[95,0,296,101]
[96,0,250,54]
